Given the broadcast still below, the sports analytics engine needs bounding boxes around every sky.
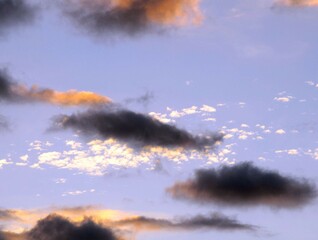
[0,0,318,240]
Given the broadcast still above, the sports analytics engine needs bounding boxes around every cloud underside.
[275,0,318,6]
[0,207,254,240]
[0,69,111,106]
[168,162,317,208]
[0,0,36,32]
[52,109,223,149]
[61,0,202,36]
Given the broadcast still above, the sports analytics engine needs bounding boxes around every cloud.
[0,209,20,221]
[0,207,255,237]
[0,0,37,33]
[0,232,24,240]
[167,162,317,208]
[113,213,255,232]
[51,108,223,149]
[0,68,111,106]
[60,0,202,36]
[0,115,9,130]
[27,215,118,240]
[274,0,318,7]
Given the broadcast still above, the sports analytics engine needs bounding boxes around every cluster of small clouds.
[149,104,216,124]
[0,206,254,240]
[16,138,230,175]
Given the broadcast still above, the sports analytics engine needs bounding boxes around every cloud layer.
[113,213,255,231]
[60,0,202,36]
[0,69,111,106]
[0,207,254,238]
[275,0,318,7]
[52,109,223,149]
[167,162,317,208]
[0,0,36,33]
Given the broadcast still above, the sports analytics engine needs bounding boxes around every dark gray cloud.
[167,162,317,208]
[28,214,118,240]
[51,108,223,149]
[114,213,256,231]
[0,0,36,33]
[60,0,202,37]
[0,68,111,106]
[0,69,15,101]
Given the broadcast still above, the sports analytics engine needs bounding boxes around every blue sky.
[0,0,318,240]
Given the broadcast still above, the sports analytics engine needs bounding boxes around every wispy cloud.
[0,68,111,106]
[113,213,256,232]
[167,162,317,208]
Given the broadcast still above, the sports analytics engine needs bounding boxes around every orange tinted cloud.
[13,85,111,106]
[0,69,111,106]
[62,0,202,36]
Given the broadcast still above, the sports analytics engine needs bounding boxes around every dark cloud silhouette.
[60,0,202,36]
[0,0,36,33]
[51,108,223,149]
[28,214,118,240]
[114,213,255,231]
[0,68,111,106]
[167,162,317,208]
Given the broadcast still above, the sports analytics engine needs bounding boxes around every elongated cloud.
[0,69,111,106]
[275,0,318,7]
[0,0,36,33]
[61,0,202,36]
[0,207,254,237]
[52,109,223,149]
[28,215,118,240]
[167,162,317,208]
[113,213,255,231]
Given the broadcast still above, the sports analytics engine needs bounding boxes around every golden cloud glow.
[12,84,111,106]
